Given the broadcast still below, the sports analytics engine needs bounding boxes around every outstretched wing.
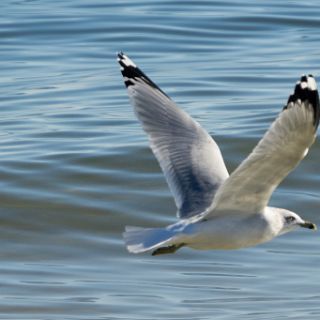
[117,52,229,219]
[205,75,319,217]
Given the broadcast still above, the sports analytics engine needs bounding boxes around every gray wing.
[117,52,229,219]
[205,75,319,218]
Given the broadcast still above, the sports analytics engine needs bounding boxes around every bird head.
[279,209,317,235]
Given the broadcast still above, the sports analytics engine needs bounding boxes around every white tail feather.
[123,226,175,254]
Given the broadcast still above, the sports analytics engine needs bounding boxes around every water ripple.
[1,0,320,319]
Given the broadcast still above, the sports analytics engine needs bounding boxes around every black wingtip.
[117,51,125,60]
[117,52,139,88]
[285,75,320,128]
[116,52,170,98]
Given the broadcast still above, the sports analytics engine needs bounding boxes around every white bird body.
[184,209,277,250]
[118,53,318,255]
[124,207,304,253]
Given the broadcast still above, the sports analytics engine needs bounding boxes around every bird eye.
[285,216,296,223]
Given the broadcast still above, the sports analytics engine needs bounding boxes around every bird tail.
[123,226,176,254]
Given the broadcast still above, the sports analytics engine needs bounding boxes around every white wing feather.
[118,53,229,219]
[205,75,319,217]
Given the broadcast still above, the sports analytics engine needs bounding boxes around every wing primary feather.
[285,74,320,128]
[204,75,319,217]
[117,52,170,98]
[117,52,229,219]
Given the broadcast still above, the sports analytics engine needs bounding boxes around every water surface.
[1,0,320,319]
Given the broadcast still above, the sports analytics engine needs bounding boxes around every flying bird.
[117,52,318,256]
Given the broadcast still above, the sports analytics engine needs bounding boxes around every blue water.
[1,0,320,319]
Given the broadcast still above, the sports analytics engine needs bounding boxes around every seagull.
[117,52,318,256]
